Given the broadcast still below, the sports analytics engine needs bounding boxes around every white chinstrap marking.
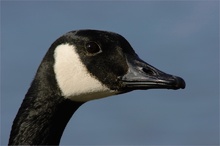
[54,44,117,102]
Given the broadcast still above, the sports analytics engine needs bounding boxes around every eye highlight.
[85,42,102,55]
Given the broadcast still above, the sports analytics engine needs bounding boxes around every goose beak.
[120,55,186,90]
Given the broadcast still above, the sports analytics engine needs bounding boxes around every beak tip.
[174,76,186,89]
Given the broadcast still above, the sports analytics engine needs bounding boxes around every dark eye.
[85,42,101,55]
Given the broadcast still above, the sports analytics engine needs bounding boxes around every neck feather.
[8,52,84,145]
[9,89,83,145]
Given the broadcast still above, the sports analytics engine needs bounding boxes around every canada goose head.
[52,29,185,102]
[9,29,185,145]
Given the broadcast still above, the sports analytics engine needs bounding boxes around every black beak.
[120,55,186,90]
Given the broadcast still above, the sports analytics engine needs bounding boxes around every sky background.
[1,1,219,145]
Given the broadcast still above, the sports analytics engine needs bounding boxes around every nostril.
[141,67,155,76]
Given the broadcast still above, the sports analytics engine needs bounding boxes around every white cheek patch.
[54,44,117,102]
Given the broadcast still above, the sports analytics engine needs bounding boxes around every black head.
[49,29,185,101]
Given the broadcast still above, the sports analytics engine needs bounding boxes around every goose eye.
[85,42,101,55]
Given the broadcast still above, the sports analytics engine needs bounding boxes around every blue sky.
[1,1,219,145]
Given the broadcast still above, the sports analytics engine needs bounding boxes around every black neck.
[8,90,83,145]
[8,51,84,145]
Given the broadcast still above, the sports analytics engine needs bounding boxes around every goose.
[8,29,185,145]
